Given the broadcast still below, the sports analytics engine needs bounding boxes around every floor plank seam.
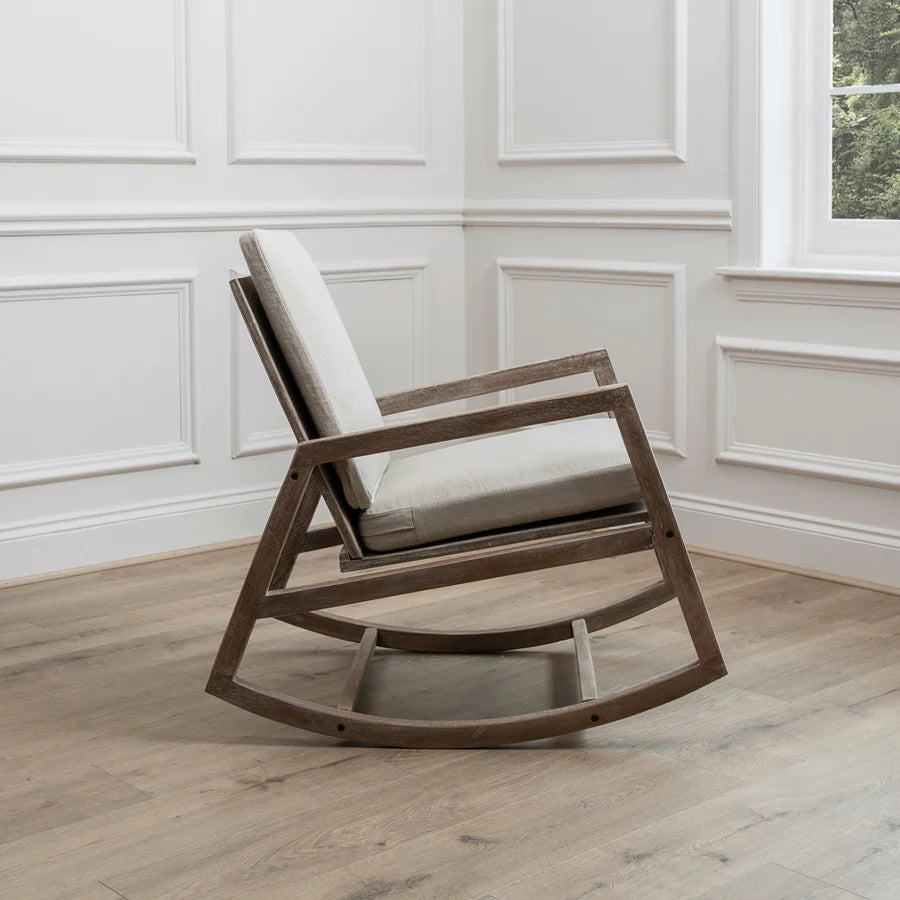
[90,764,156,800]
[648,752,756,788]
[97,879,131,899]
[770,862,872,899]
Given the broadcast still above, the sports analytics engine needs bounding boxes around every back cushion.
[240,229,388,509]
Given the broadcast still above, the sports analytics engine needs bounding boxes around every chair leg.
[613,388,725,671]
[206,454,314,692]
[269,474,322,590]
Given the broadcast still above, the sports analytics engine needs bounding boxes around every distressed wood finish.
[277,578,675,653]
[377,348,617,414]
[217,661,722,750]
[337,627,378,712]
[260,526,654,619]
[293,384,625,468]
[206,276,726,748]
[572,618,599,701]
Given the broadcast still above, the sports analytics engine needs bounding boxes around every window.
[799,0,900,263]
[831,0,900,221]
[725,0,900,270]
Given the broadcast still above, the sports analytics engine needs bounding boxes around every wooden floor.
[1,544,898,899]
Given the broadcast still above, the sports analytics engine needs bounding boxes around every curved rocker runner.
[206,230,726,749]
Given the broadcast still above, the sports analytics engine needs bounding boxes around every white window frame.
[798,0,900,266]
[727,0,900,275]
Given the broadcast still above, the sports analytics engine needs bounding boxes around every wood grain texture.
[0,547,898,898]
[572,618,598,701]
[278,577,675,654]
[376,348,616,414]
[337,626,377,711]
[295,383,625,466]
[260,525,654,618]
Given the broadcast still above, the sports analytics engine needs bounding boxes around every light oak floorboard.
[0,543,897,899]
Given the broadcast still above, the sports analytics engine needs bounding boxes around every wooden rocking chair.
[206,230,726,748]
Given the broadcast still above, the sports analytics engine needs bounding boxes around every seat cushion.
[358,418,642,552]
[240,229,388,509]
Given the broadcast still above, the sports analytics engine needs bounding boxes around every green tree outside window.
[831,0,900,219]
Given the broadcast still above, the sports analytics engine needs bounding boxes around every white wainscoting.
[227,0,426,164]
[716,337,900,489]
[497,0,687,163]
[0,0,193,163]
[231,261,428,458]
[497,259,687,457]
[0,272,197,488]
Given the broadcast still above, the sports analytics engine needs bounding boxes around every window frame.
[798,0,900,265]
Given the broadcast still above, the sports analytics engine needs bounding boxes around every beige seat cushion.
[240,229,388,509]
[358,418,641,552]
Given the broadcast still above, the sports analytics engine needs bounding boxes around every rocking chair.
[206,229,726,748]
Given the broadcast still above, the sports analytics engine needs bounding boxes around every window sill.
[716,267,900,310]
[716,266,900,285]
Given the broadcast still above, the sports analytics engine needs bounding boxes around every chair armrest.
[376,349,616,415]
[294,383,629,467]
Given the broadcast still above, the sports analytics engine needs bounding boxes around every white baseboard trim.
[0,484,279,582]
[671,491,900,590]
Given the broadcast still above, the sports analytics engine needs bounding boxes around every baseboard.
[0,484,280,583]
[687,546,900,597]
[672,492,900,592]
[0,535,261,590]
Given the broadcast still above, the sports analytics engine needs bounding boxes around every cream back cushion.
[239,229,388,509]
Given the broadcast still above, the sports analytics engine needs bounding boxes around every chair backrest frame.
[231,276,365,558]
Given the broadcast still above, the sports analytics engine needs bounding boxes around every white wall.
[0,0,465,581]
[462,0,899,589]
[3,0,897,589]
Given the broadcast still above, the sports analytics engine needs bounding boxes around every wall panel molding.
[497,258,687,456]
[231,260,428,458]
[466,199,731,230]
[0,273,197,488]
[0,202,464,236]
[0,0,193,164]
[717,337,900,489]
[497,0,687,164]
[226,0,427,164]
[0,199,736,236]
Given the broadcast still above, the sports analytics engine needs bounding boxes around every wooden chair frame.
[206,276,726,748]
